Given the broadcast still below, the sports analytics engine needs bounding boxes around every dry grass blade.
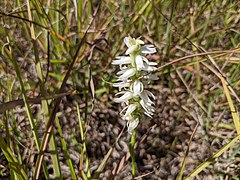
[141,49,240,80]
[175,67,208,114]
[134,171,154,179]
[3,39,50,178]
[183,53,240,178]
[0,11,48,29]
[0,91,75,112]
[200,48,240,103]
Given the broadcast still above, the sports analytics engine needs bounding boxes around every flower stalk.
[129,129,137,177]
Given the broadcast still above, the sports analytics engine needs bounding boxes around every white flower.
[135,55,144,70]
[139,90,156,118]
[126,45,138,55]
[114,91,133,103]
[141,44,157,54]
[112,56,134,71]
[122,104,137,120]
[118,68,136,81]
[124,36,144,55]
[140,99,154,118]
[113,81,130,91]
[124,36,144,48]
[127,118,139,134]
[140,90,155,104]
[112,56,133,65]
[130,80,144,96]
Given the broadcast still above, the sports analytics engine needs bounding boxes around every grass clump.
[0,0,240,179]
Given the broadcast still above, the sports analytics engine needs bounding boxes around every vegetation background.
[0,0,240,179]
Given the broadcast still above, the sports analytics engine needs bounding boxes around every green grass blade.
[177,123,199,180]
[185,133,240,179]
[56,116,77,179]
[220,77,240,135]
[92,124,125,179]
[0,135,28,180]
[92,147,113,179]
[26,0,62,177]
[77,103,91,178]
[4,46,49,179]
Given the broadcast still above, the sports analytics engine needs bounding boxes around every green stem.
[129,129,137,177]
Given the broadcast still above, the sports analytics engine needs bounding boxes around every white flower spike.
[113,35,158,134]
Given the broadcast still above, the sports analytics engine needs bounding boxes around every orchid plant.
[112,36,158,176]
[112,36,158,134]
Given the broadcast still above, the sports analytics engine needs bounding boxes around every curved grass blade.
[3,44,50,179]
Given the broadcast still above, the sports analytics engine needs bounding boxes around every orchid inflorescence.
[112,36,158,134]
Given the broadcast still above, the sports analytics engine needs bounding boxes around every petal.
[120,105,129,116]
[140,100,154,118]
[113,81,130,90]
[112,56,132,65]
[144,111,153,118]
[145,90,156,100]
[140,90,154,105]
[126,45,138,55]
[136,39,144,45]
[116,69,127,75]
[127,118,139,134]
[114,91,133,103]
[144,74,159,81]
[118,68,136,81]
[143,64,157,72]
[140,100,150,113]
[125,114,134,121]
[140,90,151,103]
[142,56,149,64]
[141,45,157,54]
[115,91,128,97]
[148,61,158,66]
[135,55,144,70]
[131,80,144,96]
[123,104,137,119]
[124,36,131,47]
